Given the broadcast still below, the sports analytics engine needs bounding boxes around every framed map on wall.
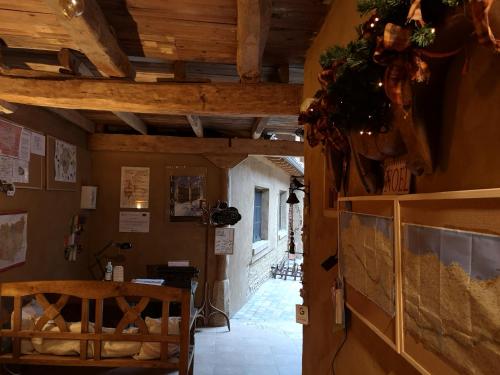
[0,212,28,272]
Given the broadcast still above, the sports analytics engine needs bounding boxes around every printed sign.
[296,304,309,325]
[214,227,235,255]
[383,158,411,195]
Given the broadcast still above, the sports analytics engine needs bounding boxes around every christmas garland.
[300,0,498,152]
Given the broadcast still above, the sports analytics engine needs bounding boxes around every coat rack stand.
[193,218,230,331]
[193,281,230,330]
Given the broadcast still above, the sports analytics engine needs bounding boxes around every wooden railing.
[0,281,193,374]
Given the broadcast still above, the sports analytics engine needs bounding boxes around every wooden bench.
[0,281,195,374]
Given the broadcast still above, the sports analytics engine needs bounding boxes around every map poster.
[0,118,22,158]
[120,167,150,209]
[54,139,77,183]
[0,212,28,271]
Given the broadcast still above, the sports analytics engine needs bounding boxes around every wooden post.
[210,168,231,326]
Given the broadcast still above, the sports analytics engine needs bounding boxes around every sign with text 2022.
[383,159,411,195]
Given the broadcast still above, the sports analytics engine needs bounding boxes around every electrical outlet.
[296,304,309,325]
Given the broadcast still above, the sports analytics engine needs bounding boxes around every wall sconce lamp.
[286,177,308,205]
[89,241,132,280]
[286,177,308,255]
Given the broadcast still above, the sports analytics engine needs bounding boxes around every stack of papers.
[131,278,164,286]
[168,261,190,267]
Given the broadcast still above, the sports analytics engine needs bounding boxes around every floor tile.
[195,278,303,375]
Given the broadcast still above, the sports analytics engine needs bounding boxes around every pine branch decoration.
[411,25,436,47]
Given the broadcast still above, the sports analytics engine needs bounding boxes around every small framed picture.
[169,175,206,221]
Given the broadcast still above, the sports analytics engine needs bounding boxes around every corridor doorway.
[194,275,303,375]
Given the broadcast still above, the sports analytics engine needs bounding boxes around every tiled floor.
[194,278,303,375]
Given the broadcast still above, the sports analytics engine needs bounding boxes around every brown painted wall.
[303,2,499,375]
[0,105,91,282]
[87,151,223,303]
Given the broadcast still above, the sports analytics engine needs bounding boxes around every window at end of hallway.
[278,191,288,239]
[253,188,269,244]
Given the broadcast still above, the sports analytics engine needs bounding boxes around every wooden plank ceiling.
[0,0,330,143]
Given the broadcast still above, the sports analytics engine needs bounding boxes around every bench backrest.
[0,280,191,362]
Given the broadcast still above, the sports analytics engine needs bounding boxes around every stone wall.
[228,156,301,315]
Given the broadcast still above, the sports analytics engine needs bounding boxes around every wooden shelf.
[339,188,500,202]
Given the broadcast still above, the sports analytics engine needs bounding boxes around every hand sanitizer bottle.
[105,261,113,281]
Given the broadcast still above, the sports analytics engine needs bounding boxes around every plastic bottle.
[105,261,113,281]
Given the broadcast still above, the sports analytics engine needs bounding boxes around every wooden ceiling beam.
[0,75,302,116]
[48,108,95,133]
[44,0,134,78]
[251,117,269,140]
[88,134,303,157]
[0,99,17,114]
[113,112,147,135]
[231,138,303,156]
[237,0,272,83]
[59,49,147,134]
[203,154,248,169]
[186,115,204,137]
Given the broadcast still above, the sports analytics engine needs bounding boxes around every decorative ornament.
[302,0,495,194]
[470,0,500,51]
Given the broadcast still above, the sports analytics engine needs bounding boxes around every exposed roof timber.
[267,156,304,176]
[230,138,303,156]
[48,107,95,133]
[278,64,289,83]
[0,99,17,114]
[58,49,147,134]
[251,117,269,139]
[43,0,134,78]
[0,75,302,117]
[0,47,305,83]
[173,61,186,80]
[203,154,248,169]
[88,134,303,157]
[186,115,204,138]
[237,0,272,82]
[113,112,147,135]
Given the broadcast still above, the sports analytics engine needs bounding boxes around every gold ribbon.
[470,0,500,52]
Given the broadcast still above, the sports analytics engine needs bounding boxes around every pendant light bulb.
[59,0,85,19]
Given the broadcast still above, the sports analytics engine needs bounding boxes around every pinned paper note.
[0,156,13,181]
[119,211,150,233]
[19,129,31,162]
[12,159,29,184]
[30,132,46,156]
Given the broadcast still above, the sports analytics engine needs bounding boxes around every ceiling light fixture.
[59,0,85,19]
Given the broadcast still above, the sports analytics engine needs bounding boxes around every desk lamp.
[89,241,132,280]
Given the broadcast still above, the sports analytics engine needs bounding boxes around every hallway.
[194,278,303,375]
